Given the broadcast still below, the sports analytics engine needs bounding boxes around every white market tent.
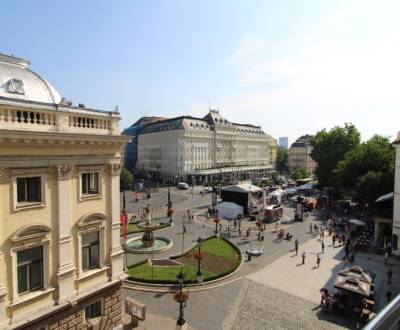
[215,202,244,220]
[221,184,262,193]
[268,189,285,203]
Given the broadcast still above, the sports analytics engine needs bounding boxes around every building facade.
[136,110,277,184]
[288,135,317,174]
[0,53,128,329]
[393,132,400,256]
[123,116,166,172]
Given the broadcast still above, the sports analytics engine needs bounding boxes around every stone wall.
[15,283,122,330]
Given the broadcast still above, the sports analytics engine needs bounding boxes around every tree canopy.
[310,123,361,189]
[276,148,288,173]
[291,167,308,180]
[335,135,395,204]
[120,167,134,191]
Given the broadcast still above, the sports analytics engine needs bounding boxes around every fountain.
[124,203,173,254]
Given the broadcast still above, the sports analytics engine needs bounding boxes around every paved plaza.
[122,186,400,329]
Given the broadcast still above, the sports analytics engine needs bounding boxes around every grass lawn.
[123,222,170,235]
[126,237,241,283]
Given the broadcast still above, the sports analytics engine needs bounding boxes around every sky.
[1,0,400,144]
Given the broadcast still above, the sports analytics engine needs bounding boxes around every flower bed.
[126,237,241,284]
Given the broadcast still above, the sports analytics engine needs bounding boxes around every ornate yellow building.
[0,53,129,329]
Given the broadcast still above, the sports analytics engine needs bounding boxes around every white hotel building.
[136,110,277,183]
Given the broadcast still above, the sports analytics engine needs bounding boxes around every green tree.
[291,167,308,180]
[276,148,288,173]
[120,167,134,191]
[336,135,395,204]
[310,123,361,189]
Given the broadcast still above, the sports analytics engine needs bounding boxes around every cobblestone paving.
[224,279,350,330]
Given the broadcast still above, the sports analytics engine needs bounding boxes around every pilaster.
[56,165,76,301]
[0,252,7,323]
[109,163,125,280]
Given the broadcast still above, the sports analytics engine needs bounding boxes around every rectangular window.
[82,173,99,195]
[82,231,100,270]
[17,246,43,294]
[16,177,41,203]
[85,300,102,319]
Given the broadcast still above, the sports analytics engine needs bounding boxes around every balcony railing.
[0,106,120,135]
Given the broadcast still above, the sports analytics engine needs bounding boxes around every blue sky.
[2,0,399,143]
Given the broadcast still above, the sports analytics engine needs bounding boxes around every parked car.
[178,182,189,190]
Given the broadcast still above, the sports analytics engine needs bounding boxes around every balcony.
[0,100,120,136]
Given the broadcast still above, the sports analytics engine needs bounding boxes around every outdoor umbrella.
[334,275,371,297]
[349,219,366,226]
[338,266,372,284]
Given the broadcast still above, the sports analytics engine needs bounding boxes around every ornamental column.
[109,163,125,280]
[56,165,76,302]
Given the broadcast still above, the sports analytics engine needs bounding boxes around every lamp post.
[194,237,205,283]
[174,272,188,327]
[167,186,173,224]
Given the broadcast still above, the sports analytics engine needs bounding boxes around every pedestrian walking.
[309,223,313,233]
[294,238,299,255]
[321,230,325,241]
[246,228,250,238]
[384,252,389,266]
[301,252,306,264]
[275,222,279,232]
[314,224,318,232]
[238,228,242,237]
[316,254,321,268]
[234,220,237,229]
[321,241,325,253]
[219,223,222,232]
[332,234,336,247]
[387,268,393,284]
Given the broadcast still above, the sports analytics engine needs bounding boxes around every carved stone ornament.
[111,163,122,175]
[7,78,25,95]
[57,165,72,180]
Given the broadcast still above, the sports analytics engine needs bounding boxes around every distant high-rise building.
[278,137,289,149]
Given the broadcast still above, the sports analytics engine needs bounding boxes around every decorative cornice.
[57,165,72,180]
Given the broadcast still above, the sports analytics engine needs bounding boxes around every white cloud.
[220,7,400,142]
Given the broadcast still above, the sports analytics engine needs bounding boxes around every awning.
[375,192,393,203]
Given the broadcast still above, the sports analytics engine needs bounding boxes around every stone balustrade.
[0,106,120,135]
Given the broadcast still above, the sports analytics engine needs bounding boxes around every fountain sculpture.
[124,202,173,254]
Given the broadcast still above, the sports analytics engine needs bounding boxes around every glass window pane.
[90,243,99,269]
[17,265,28,293]
[82,231,99,245]
[82,173,88,194]
[27,177,41,202]
[30,261,43,290]
[82,246,89,270]
[17,178,26,202]
[17,246,43,264]
[85,305,91,319]
[91,300,102,318]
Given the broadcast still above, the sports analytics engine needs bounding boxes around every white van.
[178,182,189,190]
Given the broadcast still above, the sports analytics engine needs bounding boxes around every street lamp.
[194,237,205,283]
[174,272,188,326]
[167,186,173,224]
